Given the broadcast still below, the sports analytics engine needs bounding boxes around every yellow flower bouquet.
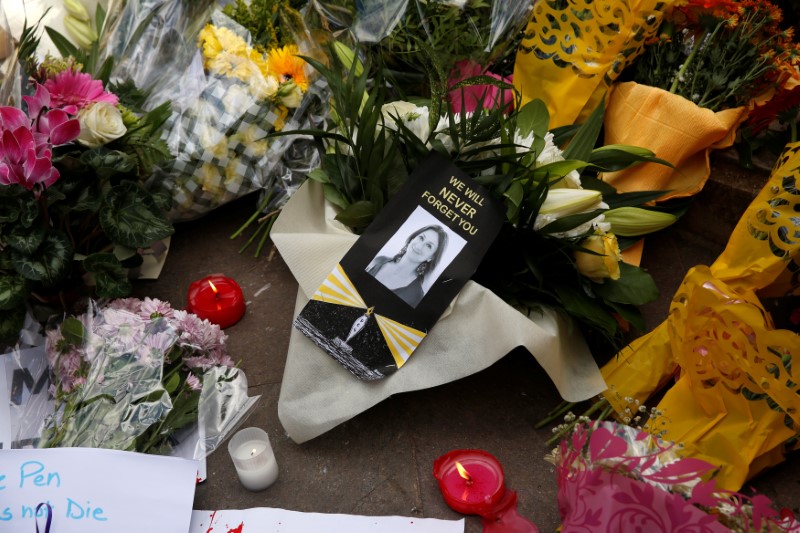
[102,0,327,222]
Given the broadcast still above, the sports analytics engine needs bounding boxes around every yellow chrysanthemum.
[267,45,309,91]
[200,163,225,200]
[233,124,270,157]
[199,24,251,66]
[207,50,267,84]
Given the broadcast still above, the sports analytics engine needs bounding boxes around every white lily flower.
[535,189,608,235]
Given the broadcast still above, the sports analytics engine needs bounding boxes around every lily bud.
[64,15,98,49]
[574,233,622,283]
[64,0,91,22]
[603,207,677,236]
[332,41,364,76]
[539,188,605,218]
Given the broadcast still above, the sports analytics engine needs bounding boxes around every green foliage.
[100,182,174,248]
[83,253,132,298]
[222,0,304,52]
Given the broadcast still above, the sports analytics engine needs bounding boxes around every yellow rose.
[76,102,127,148]
[574,233,622,282]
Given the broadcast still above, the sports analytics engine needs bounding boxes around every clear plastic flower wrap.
[346,0,532,111]
[99,0,331,222]
[4,298,258,460]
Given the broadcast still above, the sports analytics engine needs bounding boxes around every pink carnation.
[44,70,118,112]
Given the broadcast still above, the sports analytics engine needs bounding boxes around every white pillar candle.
[227,427,279,491]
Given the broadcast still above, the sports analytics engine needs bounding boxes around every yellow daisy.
[267,45,309,91]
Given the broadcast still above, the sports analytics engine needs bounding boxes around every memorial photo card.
[294,153,504,380]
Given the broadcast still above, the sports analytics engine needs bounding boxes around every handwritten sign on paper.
[190,508,465,532]
[0,448,198,532]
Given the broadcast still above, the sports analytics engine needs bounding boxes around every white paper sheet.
[0,448,197,532]
[190,508,465,532]
[271,180,607,443]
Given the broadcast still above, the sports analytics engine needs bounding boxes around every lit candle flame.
[455,461,472,483]
[250,448,257,456]
[208,280,218,295]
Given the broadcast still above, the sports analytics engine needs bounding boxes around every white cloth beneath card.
[271,180,606,443]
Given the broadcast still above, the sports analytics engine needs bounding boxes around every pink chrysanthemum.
[138,297,175,320]
[44,70,118,112]
[185,374,203,391]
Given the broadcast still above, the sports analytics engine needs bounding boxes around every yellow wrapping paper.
[602,82,747,200]
[513,0,672,129]
[601,141,800,490]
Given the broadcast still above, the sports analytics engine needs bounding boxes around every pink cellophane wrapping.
[554,422,800,532]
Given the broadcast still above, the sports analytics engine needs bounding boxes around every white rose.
[77,102,126,148]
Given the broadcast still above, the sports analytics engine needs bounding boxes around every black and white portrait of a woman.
[366,207,465,308]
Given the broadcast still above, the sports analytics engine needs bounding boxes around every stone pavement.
[130,151,800,532]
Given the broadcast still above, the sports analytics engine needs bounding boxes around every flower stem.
[230,189,274,240]
[669,29,707,94]
[545,398,612,448]
[534,400,577,429]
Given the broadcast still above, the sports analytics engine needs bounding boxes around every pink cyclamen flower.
[448,59,514,114]
[44,70,118,112]
[0,84,79,192]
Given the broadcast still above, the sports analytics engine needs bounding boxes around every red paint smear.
[227,522,244,533]
[205,510,217,533]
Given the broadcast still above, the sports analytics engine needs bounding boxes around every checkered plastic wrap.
[150,77,283,221]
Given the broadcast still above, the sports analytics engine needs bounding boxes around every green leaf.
[503,181,524,222]
[0,274,28,311]
[19,195,39,227]
[563,98,605,162]
[11,231,73,285]
[80,148,137,178]
[516,99,550,139]
[335,201,378,232]
[0,198,21,223]
[83,252,131,298]
[604,189,672,208]
[589,144,674,172]
[164,371,181,394]
[69,182,103,212]
[45,26,79,58]
[100,182,174,248]
[606,301,647,334]
[307,168,330,184]
[6,225,45,254]
[532,160,591,183]
[554,284,618,337]
[60,316,86,346]
[593,262,659,305]
[95,2,106,34]
[322,184,348,210]
[0,307,26,346]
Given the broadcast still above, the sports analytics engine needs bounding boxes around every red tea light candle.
[433,449,505,517]
[187,275,246,328]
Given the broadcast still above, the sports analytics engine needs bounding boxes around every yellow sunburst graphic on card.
[312,264,426,367]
